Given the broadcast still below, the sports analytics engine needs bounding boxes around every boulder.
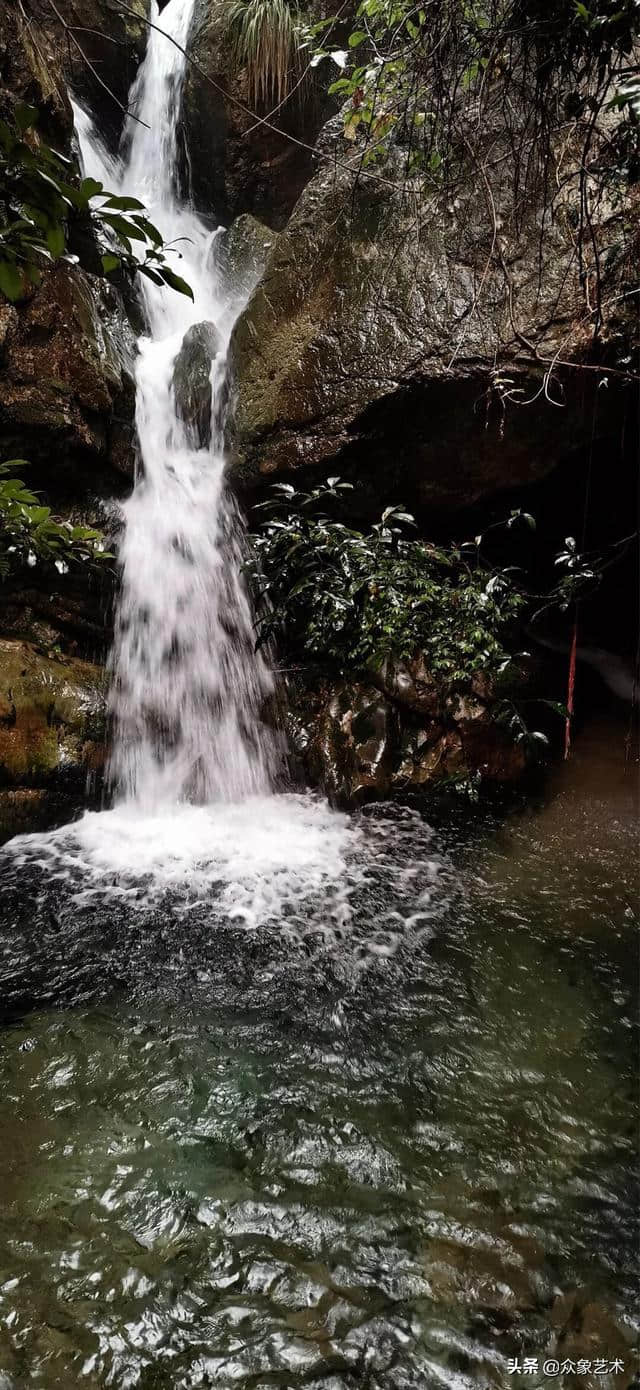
[229,120,631,513]
[172,320,221,448]
[213,215,278,306]
[0,639,107,798]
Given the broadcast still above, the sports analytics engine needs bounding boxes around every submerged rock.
[172,320,221,448]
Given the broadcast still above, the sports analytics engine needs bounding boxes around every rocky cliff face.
[0,1,145,831]
[0,3,635,831]
[0,639,106,835]
[0,0,150,145]
[0,265,136,490]
[0,0,143,497]
[228,119,632,514]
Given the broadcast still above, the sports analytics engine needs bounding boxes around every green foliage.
[305,0,640,322]
[248,481,526,688]
[226,0,299,108]
[307,0,640,172]
[0,460,110,580]
[0,106,193,303]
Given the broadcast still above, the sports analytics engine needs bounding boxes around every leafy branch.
[0,104,192,302]
[0,460,111,581]
[247,479,526,688]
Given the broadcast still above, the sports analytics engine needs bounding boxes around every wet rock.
[172,320,221,448]
[214,215,278,303]
[13,0,150,148]
[0,263,137,492]
[0,0,73,147]
[0,788,51,839]
[287,664,527,806]
[391,726,463,791]
[0,639,107,798]
[295,678,396,805]
[372,655,441,719]
[229,120,631,511]
[182,1,330,229]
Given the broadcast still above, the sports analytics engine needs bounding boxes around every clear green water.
[0,720,637,1389]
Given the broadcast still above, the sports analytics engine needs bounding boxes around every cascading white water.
[99,0,278,809]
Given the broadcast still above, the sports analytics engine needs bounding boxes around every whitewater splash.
[1,0,450,949]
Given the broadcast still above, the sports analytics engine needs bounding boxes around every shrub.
[248,481,526,689]
[0,460,110,580]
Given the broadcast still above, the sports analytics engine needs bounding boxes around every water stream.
[36,0,354,918]
[0,2,637,1385]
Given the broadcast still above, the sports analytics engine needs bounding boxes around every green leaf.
[101,212,147,241]
[101,194,146,211]
[538,699,570,719]
[80,177,105,203]
[349,30,367,46]
[101,252,121,274]
[46,223,65,257]
[138,265,165,285]
[14,102,38,133]
[0,258,25,302]
[158,266,194,299]
[0,459,30,473]
[131,215,163,247]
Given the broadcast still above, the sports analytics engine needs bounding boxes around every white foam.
[5,794,360,924]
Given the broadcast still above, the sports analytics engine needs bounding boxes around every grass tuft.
[226,0,299,110]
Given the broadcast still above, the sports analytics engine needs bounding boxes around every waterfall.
[81,0,279,810]
[2,0,361,934]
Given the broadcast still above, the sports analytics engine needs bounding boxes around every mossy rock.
[0,639,107,790]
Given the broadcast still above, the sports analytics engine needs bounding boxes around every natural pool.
[0,716,637,1389]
